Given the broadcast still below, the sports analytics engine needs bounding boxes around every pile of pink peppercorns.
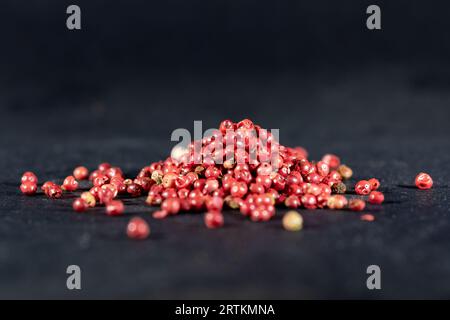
[19,119,434,239]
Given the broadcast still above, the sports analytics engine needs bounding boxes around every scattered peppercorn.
[73,198,87,212]
[355,180,371,195]
[282,211,303,231]
[368,178,380,191]
[368,191,384,204]
[20,119,392,233]
[348,199,366,211]
[360,214,375,222]
[127,217,150,239]
[73,166,89,180]
[62,175,79,192]
[415,172,433,190]
[106,200,125,216]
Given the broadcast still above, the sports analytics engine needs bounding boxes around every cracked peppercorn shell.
[81,192,96,207]
[331,182,347,194]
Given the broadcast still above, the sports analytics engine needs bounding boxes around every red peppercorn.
[98,186,115,204]
[153,210,169,219]
[62,175,79,191]
[249,183,265,194]
[327,195,348,210]
[72,198,88,212]
[415,172,433,190]
[301,194,317,209]
[20,182,37,195]
[127,183,142,197]
[355,180,371,195]
[127,217,150,240]
[322,154,340,169]
[361,214,375,222]
[21,171,38,184]
[41,181,55,193]
[285,195,300,208]
[316,161,330,177]
[73,166,89,180]
[368,178,380,191]
[230,181,248,198]
[204,212,224,228]
[46,184,63,199]
[98,162,111,172]
[205,196,224,212]
[161,198,181,215]
[368,191,385,204]
[106,200,125,216]
[93,173,109,187]
[349,199,366,211]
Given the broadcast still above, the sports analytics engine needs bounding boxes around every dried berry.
[282,211,303,231]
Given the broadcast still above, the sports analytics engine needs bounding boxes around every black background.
[0,0,450,299]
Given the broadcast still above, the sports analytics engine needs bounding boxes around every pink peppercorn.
[322,154,340,169]
[415,172,433,190]
[20,182,37,195]
[62,175,79,192]
[161,198,181,215]
[368,191,385,204]
[368,178,380,191]
[127,217,150,239]
[106,200,125,216]
[285,195,300,208]
[21,172,38,184]
[348,199,366,211]
[355,180,371,195]
[301,194,317,209]
[73,198,88,212]
[73,166,89,180]
[204,212,224,228]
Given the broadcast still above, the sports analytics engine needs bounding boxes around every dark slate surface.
[1,67,450,299]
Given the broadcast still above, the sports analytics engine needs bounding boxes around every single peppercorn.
[21,171,38,185]
[127,217,150,240]
[106,200,125,216]
[46,184,63,199]
[360,214,375,222]
[161,198,181,215]
[368,191,385,204]
[337,165,353,180]
[80,192,96,207]
[322,154,340,169]
[368,178,380,191]
[355,180,371,195]
[20,182,37,195]
[72,198,88,212]
[73,166,89,180]
[415,172,433,190]
[327,195,348,210]
[127,183,142,197]
[331,182,347,194]
[62,175,79,192]
[204,212,224,228]
[348,199,366,211]
[282,210,303,231]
